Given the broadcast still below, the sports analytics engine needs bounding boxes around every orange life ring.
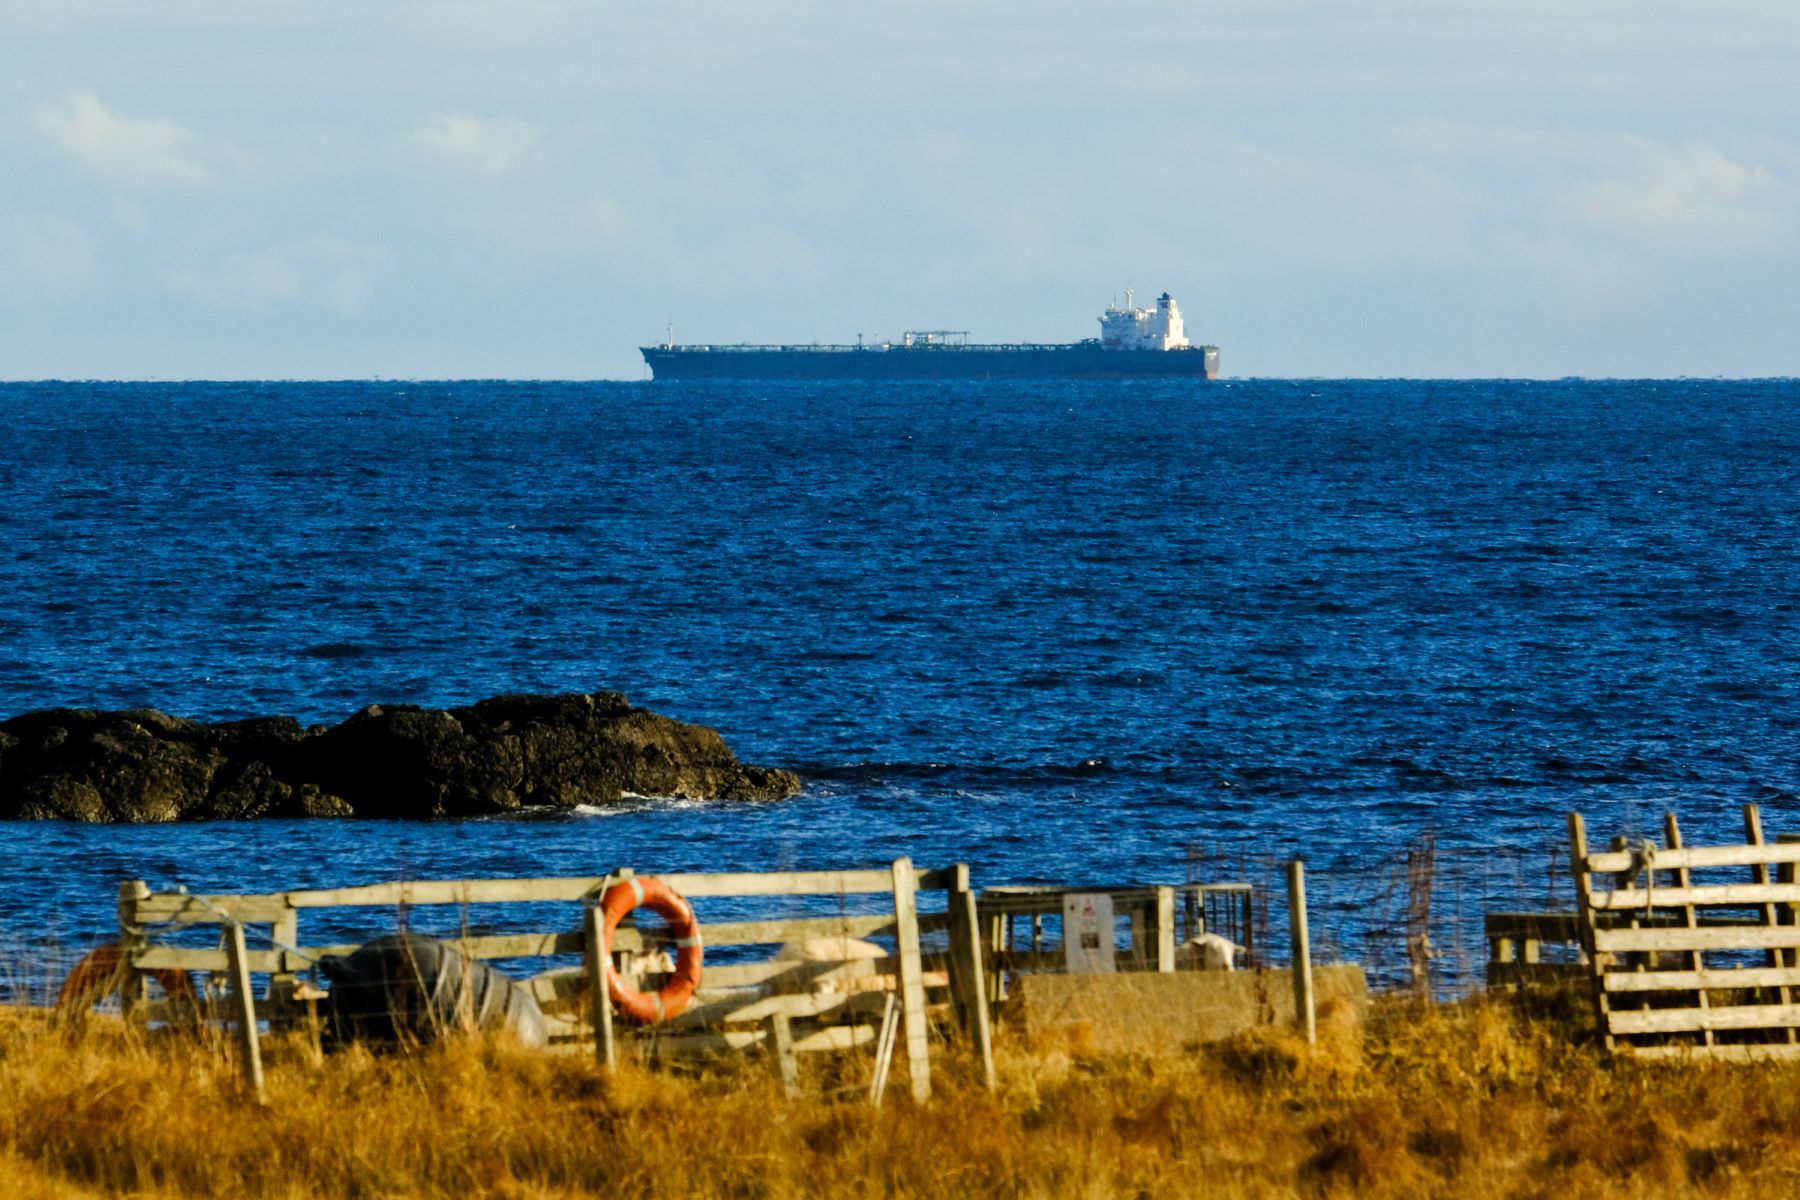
[57,943,199,1012]
[600,876,703,1024]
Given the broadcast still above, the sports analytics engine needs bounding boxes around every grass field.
[5,997,1800,1198]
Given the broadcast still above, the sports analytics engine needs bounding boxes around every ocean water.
[3,378,1799,951]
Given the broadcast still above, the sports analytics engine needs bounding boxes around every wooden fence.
[1570,806,1800,1060]
[113,859,993,1099]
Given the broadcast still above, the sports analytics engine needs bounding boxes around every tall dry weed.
[6,1000,1800,1197]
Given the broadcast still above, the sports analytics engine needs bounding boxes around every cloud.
[168,236,392,314]
[1388,119,1792,256]
[31,91,248,189]
[1554,144,1781,251]
[401,112,540,176]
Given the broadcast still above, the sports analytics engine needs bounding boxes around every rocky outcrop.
[0,692,800,822]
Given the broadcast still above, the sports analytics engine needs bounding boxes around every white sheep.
[1176,931,1245,971]
[616,947,675,988]
[774,937,888,994]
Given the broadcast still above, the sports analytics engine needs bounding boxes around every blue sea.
[3,378,1799,963]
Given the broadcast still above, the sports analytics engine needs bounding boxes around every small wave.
[497,794,720,821]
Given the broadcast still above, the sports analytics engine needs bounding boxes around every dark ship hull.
[641,342,1220,381]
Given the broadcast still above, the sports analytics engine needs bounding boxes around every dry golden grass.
[7,996,1800,1198]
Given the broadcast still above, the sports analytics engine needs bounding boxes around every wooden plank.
[137,942,365,972]
[1590,883,1800,910]
[583,905,615,1072]
[661,988,888,1031]
[639,869,908,899]
[138,946,262,972]
[271,910,300,977]
[1602,965,1800,993]
[279,867,951,908]
[224,922,265,1098]
[1583,842,1800,874]
[631,1025,877,1056]
[870,994,900,1106]
[1623,1043,1800,1062]
[766,1013,799,1098]
[685,914,899,947]
[1609,1003,1800,1036]
[1743,804,1796,1046]
[1594,926,1800,953]
[143,930,642,975]
[117,880,151,1012]
[1152,886,1177,973]
[1665,811,1713,1049]
[946,864,996,1092]
[285,878,606,907]
[528,966,585,1010]
[891,857,932,1103]
[441,930,588,959]
[138,893,294,925]
[699,959,888,991]
[1569,812,1614,1052]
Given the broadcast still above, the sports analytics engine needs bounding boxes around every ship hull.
[641,343,1219,381]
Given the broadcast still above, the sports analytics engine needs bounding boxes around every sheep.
[1175,931,1245,971]
[624,947,676,975]
[774,936,888,995]
[614,947,676,992]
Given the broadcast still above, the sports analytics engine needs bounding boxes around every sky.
[1,1,1797,379]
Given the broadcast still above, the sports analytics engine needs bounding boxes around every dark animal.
[319,933,548,1048]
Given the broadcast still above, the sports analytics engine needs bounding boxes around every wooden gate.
[106,859,993,1099]
[1570,805,1800,1059]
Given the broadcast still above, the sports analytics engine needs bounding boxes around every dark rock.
[0,692,800,823]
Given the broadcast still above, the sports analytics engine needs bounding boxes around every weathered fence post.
[1153,885,1177,972]
[945,864,996,1091]
[583,901,616,1072]
[116,880,151,1012]
[1287,860,1316,1046]
[224,920,265,1098]
[890,857,932,1102]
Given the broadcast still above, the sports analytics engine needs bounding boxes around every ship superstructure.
[1099,289,1190,351]
[640,290,1219,381]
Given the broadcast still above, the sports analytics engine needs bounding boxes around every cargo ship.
[640,290,1219,381]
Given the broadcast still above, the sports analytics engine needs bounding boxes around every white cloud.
[30,91,248,189]
[1554,145,1781,251]
[168,236,392,314]
[1388,119,1792,256]
[401,112,540,176]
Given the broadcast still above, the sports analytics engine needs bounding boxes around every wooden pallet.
[1569,805,1800,1059]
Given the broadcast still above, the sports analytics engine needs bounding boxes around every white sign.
[1062,893,1116,974]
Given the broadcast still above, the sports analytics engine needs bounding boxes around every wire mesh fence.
[1184,834,1578,1000]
